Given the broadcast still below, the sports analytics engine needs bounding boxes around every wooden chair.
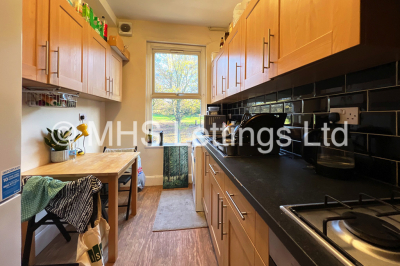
[101,146,138,221]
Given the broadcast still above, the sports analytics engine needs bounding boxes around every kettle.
[302,113,355,179]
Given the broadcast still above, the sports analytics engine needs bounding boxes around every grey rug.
[152,189,208,232]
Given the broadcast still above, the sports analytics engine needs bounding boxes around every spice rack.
[23,88,79,108]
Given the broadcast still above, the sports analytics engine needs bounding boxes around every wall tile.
[354,154,397,185]
[281,143,292,153]
[349,112,397,135]
[293,114,313,128]
[304,97,328,113]
[293,83,314,99]
[284,101,302,113]
[248,98,255,106]
[256,95,265,105]
[316,76,345,96]
[239,108,244,115]
[369,135,400,161]
[286,127,303,141]
[292,141,302,155]
[265,93,277,103]
[278,88,292,101]
[369,86,400,111]
[314,114,329,128]
[346,62,396,92]
[271,103,284,113]
[329,91,367,111]
[260,105,270,113]
[284,114,292,126]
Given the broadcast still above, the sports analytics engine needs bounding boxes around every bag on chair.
[76,194,110,266]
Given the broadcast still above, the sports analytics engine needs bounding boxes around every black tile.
[260,105,270,113]
[256,95,265,105]
[265,93,277,103]
[303,98,328,113]
[277,88,292,101]
[248,98,255,106]
[233,102,238,108]
[347,62,396,92]
[233,108,239,115]
[281,143,292,153]
[351,133,368,154]
[369,86,400,111]
[239,108,244,115]
[349,112,397,135]
[286,127,303,141]
[354,154,397,185]
[227,104,232,110]
[271,103,284,113]
[293,114,313,128]
[242,99,248,107]
[284,101,302,113]
[293,141,302,156]
[314,114,330,128]
[316,76,345,96]
[293,83,314,99]
[369,135,400,161]
[329,91,367,111]
[284,114,292,126]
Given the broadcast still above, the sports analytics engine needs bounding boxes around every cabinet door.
[203,151,211,222]
[110,50,123,102]
[242,0,268,89]
[277,0,360,75]
[49,0,88,92]
[87,27,109,98]
[223,203,255,266]
[227,20,243,96]
[22,0,49,83]
[215,49,228,101]
[210,174,224,266]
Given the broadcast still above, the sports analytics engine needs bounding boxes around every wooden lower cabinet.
[202,150,211,222]
[210,171,225,266]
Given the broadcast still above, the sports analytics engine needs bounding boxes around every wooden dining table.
[22,152,140,265]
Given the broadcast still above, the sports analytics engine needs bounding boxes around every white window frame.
[145,42,206,141]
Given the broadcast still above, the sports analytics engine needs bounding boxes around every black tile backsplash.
[303,98,328,113]
[316,76,345,96]
[346,62,396,92]
[329,91,367,111]
[293,83,314,99]
[225,61,400,186]
[369,86,400,111]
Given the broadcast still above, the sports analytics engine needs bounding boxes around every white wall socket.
[330,107,360,125]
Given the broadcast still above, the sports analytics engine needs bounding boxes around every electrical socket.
[330,107,359,125]
[79,113,86,121]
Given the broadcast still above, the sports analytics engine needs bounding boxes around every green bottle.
[89,8,94,28]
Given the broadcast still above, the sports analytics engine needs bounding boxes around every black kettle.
[302,113,355,179]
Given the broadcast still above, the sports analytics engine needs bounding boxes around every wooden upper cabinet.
[110,50,123,102]
[87,27,109,98]
[22,0,49,83]
[49,0,88,92]
[227,19,243,96]
[211,60,217,103]
[277,0,360,75]
[215,49,228,101]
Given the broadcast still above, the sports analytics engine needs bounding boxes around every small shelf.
[108,35,130,61]
[22,88,79,108]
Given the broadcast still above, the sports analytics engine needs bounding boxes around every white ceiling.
[108,0,242,28]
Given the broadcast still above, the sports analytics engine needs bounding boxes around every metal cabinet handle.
[209,163,218,175]
[217,192,220,229]
[51,47,60,78]
[205,154,209,174]
[262,29,274,72]
[111,78,114,95]
[40,41,49,75]
[106,77,110,95]
[226,191,247,220]
[222,77,226,93]
[221,199,227,240]
[235,62,241,86]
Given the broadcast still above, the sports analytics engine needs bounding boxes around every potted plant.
[44,127,72,163]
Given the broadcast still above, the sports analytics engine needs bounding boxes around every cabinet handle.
[40,41,49,75]
[111,78,114,95]
[217,192,220,229]
[221,77,226,93]
[209,163,218,175]
[226,191,247,220]
[262,29,274,72]
[235,62,241,86]
[106,77,110,95]
[51,47,60,78]
[220,199,227,240]
[205,154,209,174]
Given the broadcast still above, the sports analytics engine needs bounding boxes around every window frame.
[146,42,206,143]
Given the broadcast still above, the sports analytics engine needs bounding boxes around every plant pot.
[50,150,69,163]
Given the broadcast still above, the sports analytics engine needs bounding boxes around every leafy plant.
[44,127,72,151]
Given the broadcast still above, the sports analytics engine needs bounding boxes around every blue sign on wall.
[2,166,21,201]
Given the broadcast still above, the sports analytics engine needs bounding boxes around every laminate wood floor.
[35,186,218,266]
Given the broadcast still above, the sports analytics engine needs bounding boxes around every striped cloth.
[45,175,102,233]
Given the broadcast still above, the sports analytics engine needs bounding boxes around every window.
[147,43,206,144]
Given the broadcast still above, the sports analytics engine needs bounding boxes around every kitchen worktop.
[196,133,398,266]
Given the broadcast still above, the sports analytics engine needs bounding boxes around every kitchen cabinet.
[277,0,360,75]
[226,19,243,96]
[87,27,109,98]
[49,0,88,92]
[215,49,228,102]
[211,60,217,102]
[109,49,123,102]
[22,0,49,83]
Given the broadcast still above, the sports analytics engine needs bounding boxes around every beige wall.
[106,20,223,177]
[21,98,105,172]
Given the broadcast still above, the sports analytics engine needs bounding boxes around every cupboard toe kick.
[202,148,270,266]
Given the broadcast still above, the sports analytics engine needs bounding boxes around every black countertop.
[196,133,398,266]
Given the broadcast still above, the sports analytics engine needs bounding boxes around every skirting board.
[146,175,192,186]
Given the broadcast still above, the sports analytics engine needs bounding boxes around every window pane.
[152,99,201,143]
[154,53,199,94]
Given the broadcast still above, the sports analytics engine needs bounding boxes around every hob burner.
[343,211,400,249]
